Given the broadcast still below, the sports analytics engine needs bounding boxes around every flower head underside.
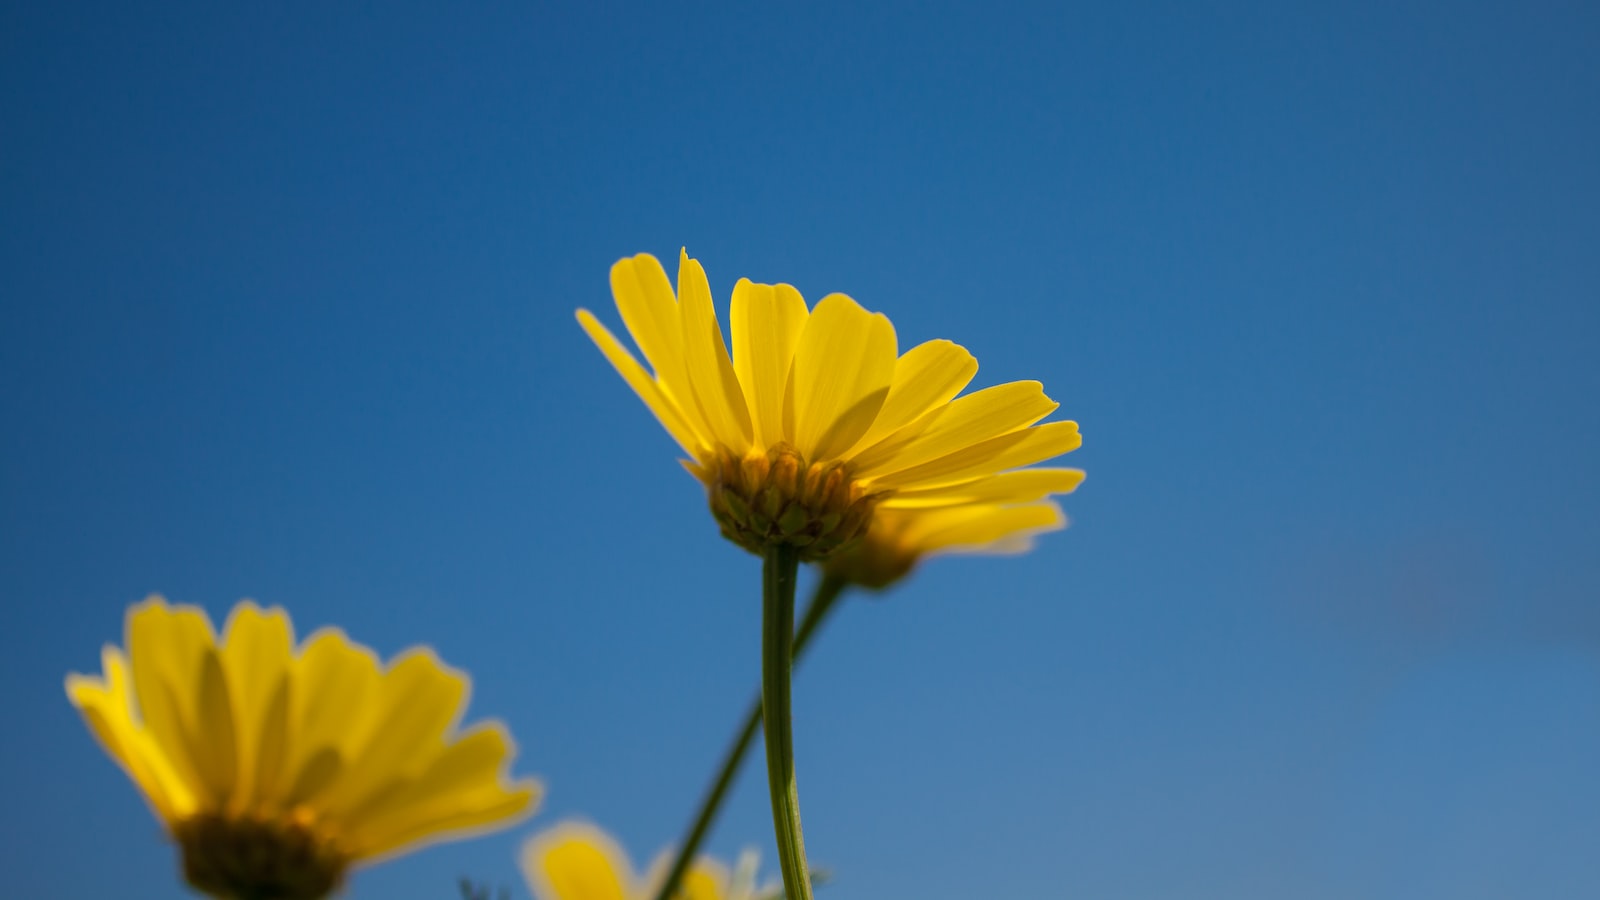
[66,597,541,900]
[578,250,1083,561]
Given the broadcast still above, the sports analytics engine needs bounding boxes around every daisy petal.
[190,647,239,801]
[127,598,216,805]
[578,309,706,456]
[609,254,685,388]
[320,648,467,816]
[219,602,292,811]
[66,653,190,820]
[678,250,754,451]
[284,628,382,804]
[847,339,978,455]
[911,501,1066,550]
[875,419,1082,490]
[885,468,1086,508]
[356,782,540,863]
[344,722,536,852]
[609,255,706,439]
[731,279,808,449]
[789,293,897,460]
[854,381,1056,478]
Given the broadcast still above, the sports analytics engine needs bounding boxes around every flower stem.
[762,542,813,900]
[651,574,848,900]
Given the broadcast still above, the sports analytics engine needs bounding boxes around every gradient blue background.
[4,2,1597,898]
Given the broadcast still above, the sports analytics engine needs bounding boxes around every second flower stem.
[762,542,813,900]
[652,574,848,900]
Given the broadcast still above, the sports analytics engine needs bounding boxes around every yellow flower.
[578,250,1083,561]
[66,596,542,900]
[521,821,775,900]
[823,468,1085,588]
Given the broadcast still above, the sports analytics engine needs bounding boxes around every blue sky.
[3,2,1597,898]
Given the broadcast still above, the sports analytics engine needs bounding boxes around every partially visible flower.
[824,468,1085,589]
[578,250,1081,562]
[520,821,776,900]
[66,596,541,900]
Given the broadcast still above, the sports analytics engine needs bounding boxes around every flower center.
[173,811,348,900]
[702,443,885,561]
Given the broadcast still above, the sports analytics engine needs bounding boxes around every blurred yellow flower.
[66,596,541,900]
[521,821,774,900]
[578,250,1082,561]
[824,469,1084,588]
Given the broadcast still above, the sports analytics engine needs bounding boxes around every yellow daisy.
[66,596,542,900]
[578,250,1083,561]
[823,472,1084,589]
[521,821,775,900]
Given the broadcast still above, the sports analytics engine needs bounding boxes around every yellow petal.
[884,467,1086,508]
[246,676,291,816]
[343,724,539,859]
[66,648,193,822]
[319,647,467,816]
[219,602,293,812]
[875,420,1082,490]
[356,780,539,863]
[578,309,706,456]
[284,627,382,805]
[103,646,200,816]
[845,339,978,455]
[610,254,706,441]
[368,648,468,752]
[731,279,808,450]
[68,690,173,820]
[610,254,687,390]
[676,250,753,452]
[788,293,897,460]
[520,822,633,900]
[189,646,240,803]
[854,381,1056,478]
[908,501,1066,551]
[126,597,217,806]
[344,723,518,826]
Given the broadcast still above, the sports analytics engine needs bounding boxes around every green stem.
[651,574,848,900]
[762,542,813,900]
